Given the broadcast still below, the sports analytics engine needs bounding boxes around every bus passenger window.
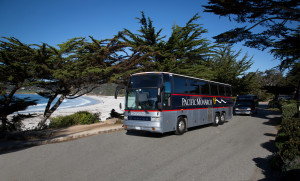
[189,79,199,94]
[200,81,210,95]
[219,85,226,96]
[174,77,188,94]
[210,84,219,96]
[225,86,232,96]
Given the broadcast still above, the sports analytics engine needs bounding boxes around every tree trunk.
[1,85,20,132]
[37,94,66,130]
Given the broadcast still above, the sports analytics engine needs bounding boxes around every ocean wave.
[13,95,99,115]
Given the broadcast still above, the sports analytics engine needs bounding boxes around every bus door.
[162,74,175,132]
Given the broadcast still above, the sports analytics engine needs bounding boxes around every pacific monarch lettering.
[182,98,212,106]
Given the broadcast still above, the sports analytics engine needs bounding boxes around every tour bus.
[115,72,234,135]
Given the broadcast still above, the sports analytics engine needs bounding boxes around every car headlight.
[235,108,239,110]
[247,108,252,111]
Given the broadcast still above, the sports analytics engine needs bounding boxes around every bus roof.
[131,72,232,87]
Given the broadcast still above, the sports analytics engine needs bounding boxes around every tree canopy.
[203,0,300,68]
[0,37,39,131]
[120,12,215,79]
[35,36,129,129]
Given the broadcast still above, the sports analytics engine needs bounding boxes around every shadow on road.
[251,104,281,121]
[125,130,173,138]
[0,140,35,155]
[252,104,282,181]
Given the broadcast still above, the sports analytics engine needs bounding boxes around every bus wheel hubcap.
[179,121,185,131]
[216,116,219,124]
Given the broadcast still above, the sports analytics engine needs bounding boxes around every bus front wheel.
[175,117,186,135]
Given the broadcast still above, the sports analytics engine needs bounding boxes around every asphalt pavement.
[0,105,281,181]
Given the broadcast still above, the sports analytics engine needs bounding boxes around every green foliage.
[208,45,254,94]
[285,63,300,88]
[282,103,298,119]
[274,103,300,172]
[49,111,99,128]
[120,12,214,79]
[203,0,299,69]
[120,12,257,95]
[209,45,253,83]
[0,37,40,131]
[35,36,129,129]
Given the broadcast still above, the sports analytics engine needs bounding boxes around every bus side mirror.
[115,85,125,99]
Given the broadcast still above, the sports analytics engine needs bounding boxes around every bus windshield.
[126,88,158,110]
[126,74,162,111]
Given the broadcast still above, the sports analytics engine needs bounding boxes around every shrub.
[275,118,300,171]
[282,103,298,119]
[49,111,99,128]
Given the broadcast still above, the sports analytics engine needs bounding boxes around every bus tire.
[175,117,186,135]
[220,112,226,125]
[213,113,220,126]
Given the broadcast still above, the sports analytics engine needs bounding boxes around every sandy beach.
[19,95,125,130]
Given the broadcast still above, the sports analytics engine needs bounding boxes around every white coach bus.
[115,72,234,135]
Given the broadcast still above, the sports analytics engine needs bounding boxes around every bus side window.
[163,74,172,107]
[219,85,226,96]
[225,86,231,96]
[200,81,210,95]
[210,83,219,96]
[174,76,188,94]
[189,79,199,94]
[225,86,232,97]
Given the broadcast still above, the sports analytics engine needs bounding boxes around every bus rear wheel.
[175,117,186,135]
[213,113,220,126]
[220,112,226,125]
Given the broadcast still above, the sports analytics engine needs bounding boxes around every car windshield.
[235,101,253,107]
[126,88,158,110]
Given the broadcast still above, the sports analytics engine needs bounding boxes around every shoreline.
[12,95,125,130]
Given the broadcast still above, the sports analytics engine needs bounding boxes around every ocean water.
[13,94,99,114]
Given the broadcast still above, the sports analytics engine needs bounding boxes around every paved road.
[0,105,280,181]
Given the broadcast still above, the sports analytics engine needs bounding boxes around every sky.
[0,0,286,73]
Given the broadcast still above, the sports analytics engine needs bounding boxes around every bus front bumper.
[124,120,163,133]
[234,110,251,115]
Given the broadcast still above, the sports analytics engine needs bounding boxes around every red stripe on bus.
[125,107,229,112]
[124,110,159,112]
